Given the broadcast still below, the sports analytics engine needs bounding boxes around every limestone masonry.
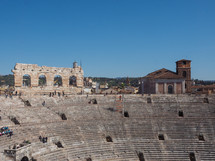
[2,60,214,161]
[12,62,84,95]
[1,94,215,161]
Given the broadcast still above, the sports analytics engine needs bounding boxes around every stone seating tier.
[0,94,214,161]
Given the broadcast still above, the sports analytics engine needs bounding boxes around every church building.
[140,59,191,94]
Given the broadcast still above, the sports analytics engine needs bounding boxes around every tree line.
[0,75,214,88]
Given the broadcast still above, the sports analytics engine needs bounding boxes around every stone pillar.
[174,83,177,94]
[31,74,39,87]
[182,81,185,93]
[14,74,22,87]
[62,77,69,87]
[46,74,54,87]
[155,82,158,94]
[76,78,83,87]
[164,83,167,94]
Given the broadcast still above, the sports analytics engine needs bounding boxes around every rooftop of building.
[176,59,192,63]
[143,68,184,79]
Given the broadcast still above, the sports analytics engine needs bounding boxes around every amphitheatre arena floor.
[0,94,215,161]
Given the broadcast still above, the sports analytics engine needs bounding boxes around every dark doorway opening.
[93,99,97,104]
[147,98,151,103]
[168,85,173,94]
[189,152,196,161]
[203,98,209,103]
[107,107,115,112]
[31,157,37,161]
[137,152,145,161]
[24,100,31,106]
[88,99,97,104]
[21,156,29,161]
[10,117,20,125]
[86,158,92,161]
[106,136,113,142]
[124,111,129,117]
[55,141,64,148]
[60,113,67,120]
[198,134,205,141]
[158,134,164,140]
[178,110,184,117]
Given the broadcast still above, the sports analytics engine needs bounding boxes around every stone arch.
[54,75,63,86]
[23,74,31,87]
[69,76,77,86]
[38,75,47,86]
[21,156,29,161]
[168,85,173,94]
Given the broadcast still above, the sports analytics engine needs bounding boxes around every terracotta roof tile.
[144,68,184,79]
[176,59,191,62]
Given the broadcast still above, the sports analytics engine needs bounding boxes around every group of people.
[4,92,13,99]
[3,91,22,99]
[49,91,65,97]
[11,140,31,149]
[0,126,13,138]
[39,136,48,143]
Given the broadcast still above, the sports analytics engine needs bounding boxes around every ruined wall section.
[12,63,84,95]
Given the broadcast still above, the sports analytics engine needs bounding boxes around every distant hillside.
[0,75,140,88]
[1,74,214,88]
[90,77,140,88]
[0,74,14,86]
[194,79,215,85]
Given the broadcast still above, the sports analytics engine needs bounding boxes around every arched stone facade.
[12,63,84,95]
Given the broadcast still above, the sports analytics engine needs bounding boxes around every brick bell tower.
[176,59,192,93]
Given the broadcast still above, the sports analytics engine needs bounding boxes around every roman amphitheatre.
[0,62,215,161]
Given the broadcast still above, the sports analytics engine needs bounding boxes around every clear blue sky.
[0,0,215,79]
